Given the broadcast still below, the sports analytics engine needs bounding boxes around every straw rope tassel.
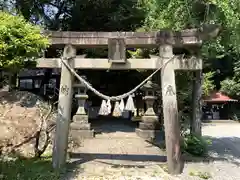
[106,99,112,115]
[112,101,122,117]
[98,100,108,115]
[119,99,125,113]
[125,95,135,112]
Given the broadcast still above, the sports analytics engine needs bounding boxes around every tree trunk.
[191,70,202,136]
[0,70,3,88]
[8,72,17,91]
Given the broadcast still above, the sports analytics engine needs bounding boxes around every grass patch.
[189,170,212,179]
[0,155,61,180]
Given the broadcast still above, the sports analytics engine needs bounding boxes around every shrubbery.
[0,12,49,71]
[182,133,211,156]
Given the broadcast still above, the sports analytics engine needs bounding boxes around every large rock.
[0,90,56,155]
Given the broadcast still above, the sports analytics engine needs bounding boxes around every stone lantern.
[136,80,160,140]
[70,76,94,139]
[75,81,88,116]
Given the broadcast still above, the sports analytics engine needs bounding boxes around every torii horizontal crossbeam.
[36,56,202,70]
[43,29,202,47]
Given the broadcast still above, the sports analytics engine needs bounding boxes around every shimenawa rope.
[60,55,175,101]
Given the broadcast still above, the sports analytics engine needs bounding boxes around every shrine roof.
[203,92,237,102]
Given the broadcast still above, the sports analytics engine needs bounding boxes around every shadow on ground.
[206,136,240,164]
[68,152,167,165]
[65,121,240,179]
[2,136,238,180]
[65,152,167,179]
[3,119,239,179]
[2,137,239,180]
[90,117,140,134]
[65,137,240,179]
[182,136,240,167]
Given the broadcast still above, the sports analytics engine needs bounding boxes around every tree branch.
[7,101,57,155]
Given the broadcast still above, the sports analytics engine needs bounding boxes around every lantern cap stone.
[140,80,159,90]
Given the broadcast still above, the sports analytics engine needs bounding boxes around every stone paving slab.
[69,134,166,166]
[66,122,169,179]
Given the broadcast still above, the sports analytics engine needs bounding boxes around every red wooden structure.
[204,92,237,103]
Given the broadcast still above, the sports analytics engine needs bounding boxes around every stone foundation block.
[136,128,163,141]
[72,115,88,124]
[136,128,155,140]
[70,129,95,139]
[139,121,162,130]
[141,115,158,123]
[139,122,155,130]
[70,122,91,130]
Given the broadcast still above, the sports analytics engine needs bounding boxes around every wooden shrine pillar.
[52,45,76,169]
[160,42,183,174]
[191,70,203,136]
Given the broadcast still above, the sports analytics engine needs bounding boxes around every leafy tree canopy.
[0,12,49,71]
[138,0,240,98]
[138,0,240,55]
[2,0,240,98]
[203,72,216,96]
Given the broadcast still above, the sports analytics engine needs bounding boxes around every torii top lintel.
[43,25,220,48]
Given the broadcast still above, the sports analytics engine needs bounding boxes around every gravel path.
[66,122,240,180]
[178,123,240,180]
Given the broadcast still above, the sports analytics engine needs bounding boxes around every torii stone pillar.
[160,38,183,174]
[52,45,76,169]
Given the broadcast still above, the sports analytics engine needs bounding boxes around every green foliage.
[176,72,193,107]
[4,0,240,90]
[220,78,240,98]
[0,12,49,71]
[183,134,211,156]
[138,0,240,64]
[203,72,216,96]
[0,155,61,180]
[220,54,240,98]
[137,0,240,112]
[138,0,200,31]
[189,171,212,179]
[128,49,144,59]
[4,0,240,113]
[4,0,240,58]
[228,105,240,122]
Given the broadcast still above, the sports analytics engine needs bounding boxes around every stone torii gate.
[37,28,218,174]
